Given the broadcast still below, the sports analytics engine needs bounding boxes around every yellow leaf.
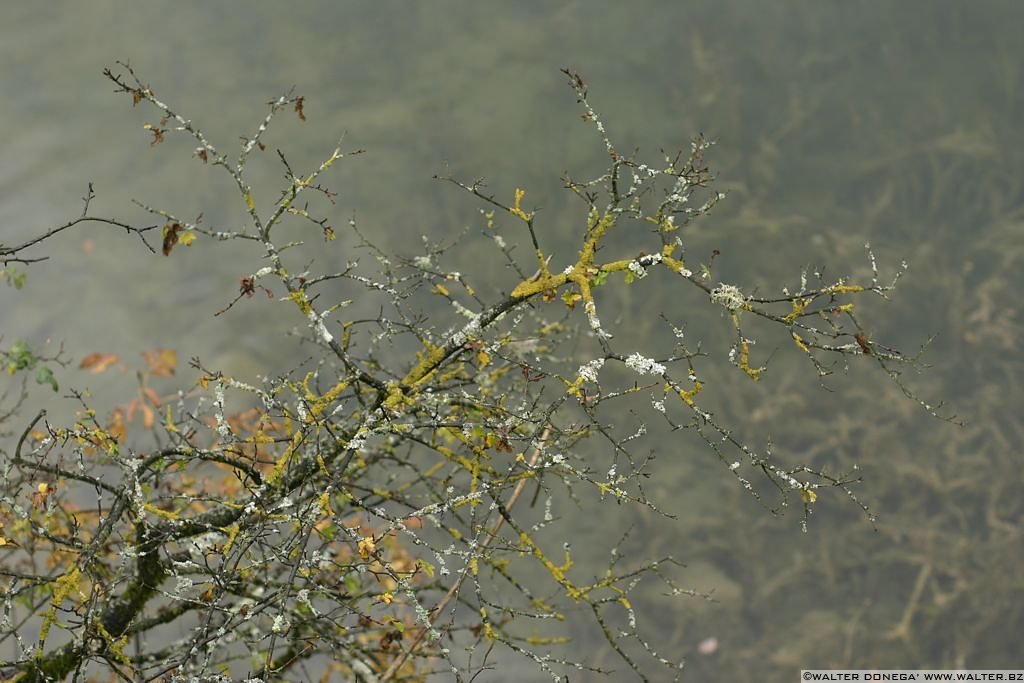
[141,348,177,377]
[800,485,817,504]
[244,191,256,212]
[357,536,376,560]
[179,231,196,246]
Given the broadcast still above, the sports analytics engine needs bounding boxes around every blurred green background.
[2,2,1021,681]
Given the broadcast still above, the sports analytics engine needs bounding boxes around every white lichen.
[624,352,666,376]
[710,283,746,311]
[577,358,605,383]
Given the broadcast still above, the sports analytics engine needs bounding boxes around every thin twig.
[379,424,552,682]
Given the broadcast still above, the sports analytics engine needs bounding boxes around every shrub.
[0,64,949,682]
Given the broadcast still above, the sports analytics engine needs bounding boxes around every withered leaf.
[162,222,183,256]
[143,123,166,146]
[80,352,121,373]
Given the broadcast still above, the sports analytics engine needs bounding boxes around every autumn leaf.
[142,386,161,407]
[31,482,54,509]
[143,123,166,146]
[123,390,159,430]
[141,403,155,429]
[294,96,306,121]
[79,352,121,373]
[141,348,177,376]
[124,398,140,428]
[162,223,183,256]
[855,332,873,355]
[106,407,127,444]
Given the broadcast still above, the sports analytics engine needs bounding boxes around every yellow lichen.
[510,188,533,221]
[678,380,704,406]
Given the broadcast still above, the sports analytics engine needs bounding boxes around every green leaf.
[35,366,59,392]
[7,340,38,371]
[2,266,26,289]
